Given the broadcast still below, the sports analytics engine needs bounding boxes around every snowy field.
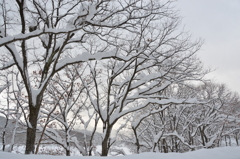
[0,147,240,159]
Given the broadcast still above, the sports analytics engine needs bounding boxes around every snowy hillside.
[0,147,240,159]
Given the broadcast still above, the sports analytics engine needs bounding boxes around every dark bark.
[25,127,36,154]
[199,127,205,146]
[152,143,157,152]
[88,116,99,156]
[2,116,8,151]
[66,148,70,156]
[235,133,239,146]
[162,138,168,153]
[175,137,179,152]
[225,135,228,146]
[132,127,140,154]
[236,137,239,146]
[101,136,109,156]
[25,105,40,154]
[65,131,70,156]
[101,126,112,156]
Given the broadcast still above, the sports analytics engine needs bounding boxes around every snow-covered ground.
[0,144,132,156]
[0,147,240,159]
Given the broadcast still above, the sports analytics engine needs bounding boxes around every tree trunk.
[199,127,205,146]
[25,127,36,154]
[101,126,112,156]
[229,135,232,146]
[2,115,8,151]
[152,142,157,152]
[25,105,40,154]
[66,148,70,156]
[132,127,140,154]
[65,126,70,156]
[102,137,109,156]
[225,135,228,146]
[66,135,70,156]
[162,138,168,153]
[235,133,239,146]
[175,137,179,152]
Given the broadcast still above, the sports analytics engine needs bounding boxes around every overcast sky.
[176,0,240,94]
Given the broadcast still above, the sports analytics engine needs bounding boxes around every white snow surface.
[0,147,240,159]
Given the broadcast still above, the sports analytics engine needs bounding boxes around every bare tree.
[0,0,171,154]
[79,6,207,155]
[196,82,240,148]
[36,63,91,156]
[129,82,240,153]
[0,68,26,152]
[0,72,12,152]
[130,85,201,153]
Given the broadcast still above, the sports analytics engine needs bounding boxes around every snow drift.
[0,147,240,159]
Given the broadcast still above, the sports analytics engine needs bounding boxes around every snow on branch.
[55,49,131,71]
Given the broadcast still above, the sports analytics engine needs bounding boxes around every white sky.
[176,0,240,94]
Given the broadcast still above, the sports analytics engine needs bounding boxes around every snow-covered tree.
[0,0,174,154]
[129,82,240,153]
[195,82,240,148]
[36,63,98,156]
[0,69,26,152]
[0,72,12,152]
[129,85,200,153]
[78,4,208,155]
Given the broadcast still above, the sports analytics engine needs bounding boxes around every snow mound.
[0,147,240,159]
